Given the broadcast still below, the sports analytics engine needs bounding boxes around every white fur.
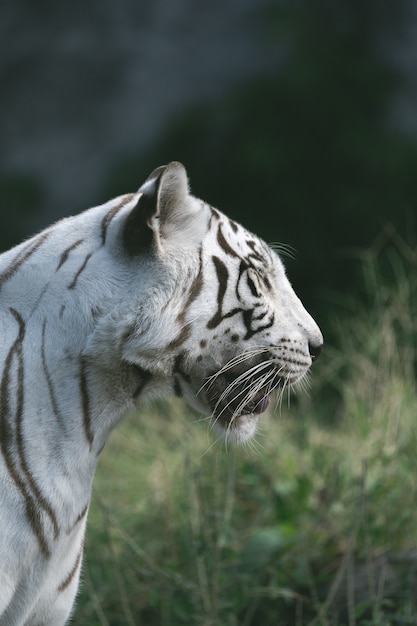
[0,162,322,624]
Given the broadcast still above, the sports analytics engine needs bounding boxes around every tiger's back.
[0,162,322,625]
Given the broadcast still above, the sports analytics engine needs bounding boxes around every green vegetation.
[73,237,417,625]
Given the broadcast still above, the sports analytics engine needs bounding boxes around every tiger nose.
[309,338,323,361]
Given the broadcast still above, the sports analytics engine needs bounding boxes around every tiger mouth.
[232,392,271,417]
[209,386,273,422]
[247,394,271,414]
[205,364,282,421]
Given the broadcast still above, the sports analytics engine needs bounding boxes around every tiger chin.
[0,161,322,625]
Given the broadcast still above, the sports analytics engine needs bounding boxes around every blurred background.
[1,0,417,329]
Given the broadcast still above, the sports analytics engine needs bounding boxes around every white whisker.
[199,346,271,394]
[211,362,277,419]
[268,241,297,260]
[200,429,224,457]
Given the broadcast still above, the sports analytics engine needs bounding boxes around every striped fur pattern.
[0,162,322,624]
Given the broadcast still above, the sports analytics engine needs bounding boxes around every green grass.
[73,238,417,625]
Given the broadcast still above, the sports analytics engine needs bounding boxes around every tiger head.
[90,162,323,443]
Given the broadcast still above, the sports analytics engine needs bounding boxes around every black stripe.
[41,319,65,430]
[206,254,275,335]
[172,352,190,399]
[235,261,247,300]
[132,366,153,399]
[246,239,266,265]
[168,247,203,349]
[0,231,50,290]
[28,283,50,318]
[79,360,94,448]
[208,206,221,231]
[262,275,272,291]
[57,549,83,593]
[173,378,183,397]
[184,247,204,308]
[12,311,60,541]
[229,220,238,233]
[0,309,53,557]
[210,207,221,221]
[243,311,275,340]
[167,324,191,350]
[207,255,229,330]
[56,239,84,271]
[246,273,260,297]
[68,253,92,290]
[101,194,134,244]
[217,224,241,258]
[173,352,191,383]
[252,307,268,321]
[66,504,89,536]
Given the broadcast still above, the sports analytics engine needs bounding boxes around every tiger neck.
[0,319,144,531]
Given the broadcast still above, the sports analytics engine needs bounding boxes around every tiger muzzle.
[205,360,281,422]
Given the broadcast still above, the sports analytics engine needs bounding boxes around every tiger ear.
[122,161,191,255]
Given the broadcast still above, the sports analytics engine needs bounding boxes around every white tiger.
[0,162,322,625]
